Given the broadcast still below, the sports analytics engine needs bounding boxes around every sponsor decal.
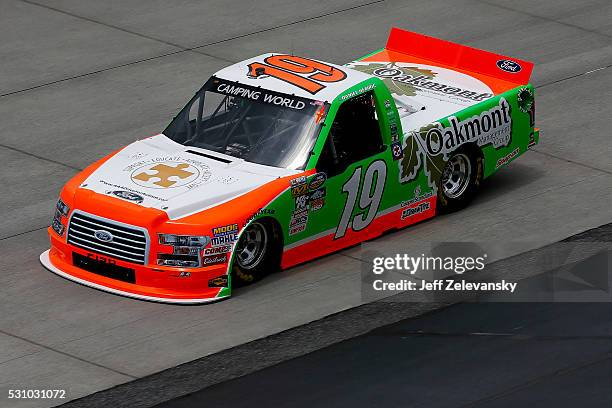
[86,253,117,265]
[290,176,307,186]
[125,157,211,189]
[496,59,522,73]
[211,223,239,246]
[216,175,239,185]
[351,63,493,102]
[208,275,228,288]
[308,187,326,201]
[202,254,227,267]
[289,209,308,226]
[423,98,512,157]
[168,271,192,278]
[245,208,275,224]
[129,152,148,160]
[308,187,326,211]
[212,223,238,236]
[400,201,431,220]
[398,98,511,190]
[390,122,398,137]
[291,182,309,197]
[94,230,113,243]
[289,223,307,235]
[100,180,168,202]
[400,186,434,208]
[203,245,232,255]
[52,217,65,236]
[391,141,403,161]
[131,162,196,189]
[308,173,327,191]
[309,198,324,211]
[289,209,309,235]
[216,82,307,109]
[495,147,520,168]
[110,190,144,204]
[384,99,392,109]
[295,194,308,211]
[340,83,376,101]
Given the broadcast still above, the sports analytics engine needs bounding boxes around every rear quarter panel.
[398,84,536,183]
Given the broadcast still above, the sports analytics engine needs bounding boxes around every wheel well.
[456,143,483,161]
[254,216,284,258]
[455,143,484,176]
[231,217,284,284]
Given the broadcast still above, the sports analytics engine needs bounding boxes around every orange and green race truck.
[41,27,539,304]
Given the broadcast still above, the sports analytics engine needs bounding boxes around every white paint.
[346,61,495,133]
[214,53,371,103]
[81,134,297,220]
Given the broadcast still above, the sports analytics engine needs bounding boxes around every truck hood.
[80,134,295,219]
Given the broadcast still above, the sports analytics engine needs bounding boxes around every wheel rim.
[235,222,268,270]
[441,153,472,199]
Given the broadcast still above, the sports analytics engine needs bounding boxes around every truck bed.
[347,28,533,133]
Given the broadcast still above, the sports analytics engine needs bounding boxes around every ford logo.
[111,190,144,204]
[94,230,114,243]
[496,59,521,73]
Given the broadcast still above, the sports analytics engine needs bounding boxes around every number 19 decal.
[335,160,387,239]
[248,55,346,95]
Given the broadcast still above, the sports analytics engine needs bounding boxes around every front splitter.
[40,250,227,305]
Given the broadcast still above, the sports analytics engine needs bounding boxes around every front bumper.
[42,229,231,304]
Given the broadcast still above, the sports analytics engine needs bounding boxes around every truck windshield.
[163,78,328,170]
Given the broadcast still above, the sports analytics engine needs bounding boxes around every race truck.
[41,28,539,304]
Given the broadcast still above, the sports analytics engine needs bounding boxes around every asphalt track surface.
[1,0,611,407]
[57,224,612,408]
[157,302,612,408]
[156,247,612,408]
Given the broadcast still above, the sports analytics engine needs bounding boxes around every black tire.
[232,219,282,287]
[437,146,483,213]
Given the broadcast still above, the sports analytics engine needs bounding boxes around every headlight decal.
[52,198,70,236]
[157,234,212,268]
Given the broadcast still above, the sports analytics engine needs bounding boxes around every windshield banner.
[213,79,312,110]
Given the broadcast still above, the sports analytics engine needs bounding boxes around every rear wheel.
[232,220,281,286]
[437,147,483,213]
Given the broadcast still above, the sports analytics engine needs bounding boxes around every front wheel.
[437,148,483,213]
[232,220,281,286]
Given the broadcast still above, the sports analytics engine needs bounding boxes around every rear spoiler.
[386,28,533,85]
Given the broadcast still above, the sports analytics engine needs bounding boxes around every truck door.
[309,90,393,247]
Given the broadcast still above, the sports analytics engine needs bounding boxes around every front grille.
[67,211,149,264]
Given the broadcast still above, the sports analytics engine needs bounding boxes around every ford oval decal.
[496,59,522,73]
[111,190,144,204]
[94,230,114,243]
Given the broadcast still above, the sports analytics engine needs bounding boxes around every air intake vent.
[186,150,232,163]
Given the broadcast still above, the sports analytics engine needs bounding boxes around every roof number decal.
[247,55,346,95]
